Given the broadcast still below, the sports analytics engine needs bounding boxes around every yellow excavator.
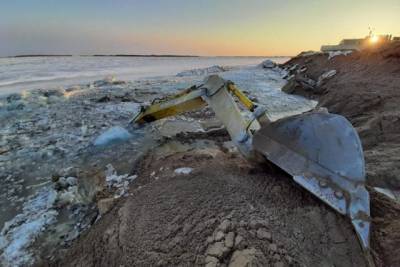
[132,75,370,251]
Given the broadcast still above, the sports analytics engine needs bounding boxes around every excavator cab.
[132,75,370,251]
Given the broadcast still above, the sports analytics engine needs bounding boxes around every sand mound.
[47,130,400,267]
[49,132,369,267]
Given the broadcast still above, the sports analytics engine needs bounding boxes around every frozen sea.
[0,55,319,266]
[0,56,289,95]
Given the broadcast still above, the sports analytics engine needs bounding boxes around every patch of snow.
[105,164,137,197]
[288,64,299,72]
[374,187,396,200]
[321,70,337,79]
[176,65,227,77]
[94,126,132,146]
[65,177,77,186]
[56,185,85,206]
[174,167,193,175]
[0,187,58,267]
[328,51,352,60]
[317,70,337,86]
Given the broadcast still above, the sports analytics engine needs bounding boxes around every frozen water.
[0,56,289,95]
[94,126,132,146]
[218,66,317,120]
[374,187,396,200]
[0,57,318,265]
[105,164,137,197]
[0,187,58,267]
[174,167,193,175]
[317,70,337,86]
[161,62,316,121]
[258,59,277,69]
[176,65,228,77]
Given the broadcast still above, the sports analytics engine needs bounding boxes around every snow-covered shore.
[0,62,316,266]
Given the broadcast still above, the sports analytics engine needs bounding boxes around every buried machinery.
[132,75,371,251]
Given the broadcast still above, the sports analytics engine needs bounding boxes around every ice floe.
[176,65,228,77]
[0,187,58,267]
[317,70,337,86]
[258,59,277,69]
[174,167,193,175]
[105,164,137,197]
[94,126,132,146]
[374,187,396,200]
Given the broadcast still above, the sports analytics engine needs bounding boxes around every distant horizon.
[1,1,399,57]
[1,54,293,59]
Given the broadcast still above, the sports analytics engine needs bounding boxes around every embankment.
[281,43,400,190]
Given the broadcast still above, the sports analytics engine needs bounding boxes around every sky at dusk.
[1,0,399,57]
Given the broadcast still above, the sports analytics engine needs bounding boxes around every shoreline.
[1,61,316,266]
[0,56,289,96]
[1,48,399,266]
[1,55,292,59]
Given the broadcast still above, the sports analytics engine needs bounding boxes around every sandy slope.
[49,112,400,266]
[49,130,369,267]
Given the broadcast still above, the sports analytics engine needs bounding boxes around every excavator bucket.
[253,112,370,250]
[132,75,371,251]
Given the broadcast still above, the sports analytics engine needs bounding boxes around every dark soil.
[47,131,400,267]
[48,135,368,267]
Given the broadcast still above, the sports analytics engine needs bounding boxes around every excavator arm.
[133,79,257,125]
[133,87,207,124]
[132,75,371,252]
[134,75,261,157]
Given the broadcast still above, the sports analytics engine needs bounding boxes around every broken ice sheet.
[374,187,396,200]
[94,126,132,146]
[174,167,193,175]
[105,164,137,197]
[0,187,58,267]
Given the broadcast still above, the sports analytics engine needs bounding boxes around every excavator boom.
[132,75,371,251]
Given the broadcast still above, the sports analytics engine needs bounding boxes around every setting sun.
[370,35,380,43]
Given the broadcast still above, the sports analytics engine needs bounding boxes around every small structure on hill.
[321,34,396,52]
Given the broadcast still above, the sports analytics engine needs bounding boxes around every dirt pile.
[49,131,371,267]
[281,43,400,189]
[46,128,400,267]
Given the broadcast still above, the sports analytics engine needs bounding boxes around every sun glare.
[369,35,379,44]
